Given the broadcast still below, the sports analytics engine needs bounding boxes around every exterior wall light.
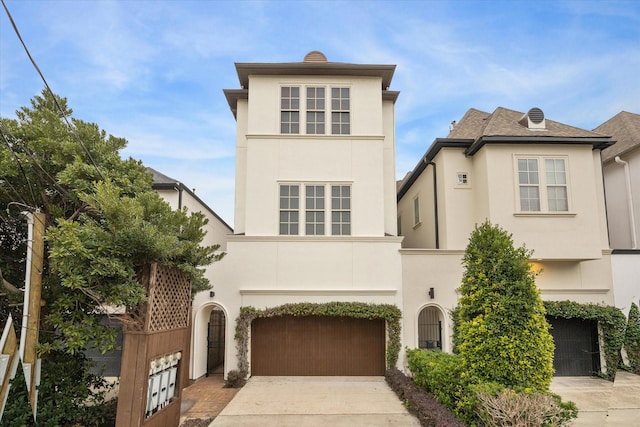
[428,287,435,299]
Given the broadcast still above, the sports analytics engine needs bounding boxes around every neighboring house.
[89,168,232,379]
[397,107,615,376]
[595,112,640,316]
[190,51,403,379]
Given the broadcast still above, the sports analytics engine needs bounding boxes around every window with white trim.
[279,184,299,234]
[331,185,351,235]
[305,185,325,235]
[279,183,351,236]
[280,87,300,134]
[413,196,420,225]
[280,85,350,135]
[306,87,325,134]
[517,157,568,212]
[331,87,350,135]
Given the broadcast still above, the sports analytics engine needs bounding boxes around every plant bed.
[385,368,465,427]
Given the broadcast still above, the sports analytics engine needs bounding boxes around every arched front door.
[207,308,226,375]
[418,306,443,350]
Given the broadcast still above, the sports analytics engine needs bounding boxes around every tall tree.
[455,221,554,390]
[0,90,222,423]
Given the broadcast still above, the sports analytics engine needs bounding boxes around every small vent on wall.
[304,51,328,63]
[518,107,546,130]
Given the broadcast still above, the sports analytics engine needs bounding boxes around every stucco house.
[397,106,616,376]
[596,112,640,316]
[188,51,403,379]
[182,54,622,380]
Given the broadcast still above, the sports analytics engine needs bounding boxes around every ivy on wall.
[234,302,402,376]
[544,300,626,381]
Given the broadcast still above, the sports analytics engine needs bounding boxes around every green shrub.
[224,369,247,388]
[3,350,115,427]
[625,302,640,374]
[456,221,554,391]
[407,349,467,410]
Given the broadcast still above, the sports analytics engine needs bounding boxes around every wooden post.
[24,211,45,415]
[0,316,19,420]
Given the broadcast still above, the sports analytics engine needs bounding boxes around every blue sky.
[2,0,639,227]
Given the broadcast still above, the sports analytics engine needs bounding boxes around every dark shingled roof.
[594,111,640,162]
[449,107,604,139]
[397,107,615,201]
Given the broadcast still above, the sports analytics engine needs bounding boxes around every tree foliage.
[625,302,640,374]
[455,221,555,391]
[1,90,223,421]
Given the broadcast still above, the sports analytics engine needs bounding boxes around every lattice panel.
[123,264,191,332]
[147,264,191,332]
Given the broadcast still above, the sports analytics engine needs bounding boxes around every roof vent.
[304,51,328,63]
[518,107,546,130]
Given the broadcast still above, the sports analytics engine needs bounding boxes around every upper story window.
[281,87,300,134]
[517,157,568,212]
[413,196,420,226]
[279,183,351,236]
[331,185,351,235]
[305,185,325,235]
[280,85,350,135]
[306,87,325,134]
[279,184,299,234]
[331,87,350,135]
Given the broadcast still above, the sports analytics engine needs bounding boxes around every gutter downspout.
[615,156,637,249]
[427,161,439,249]
[177,184,183,210]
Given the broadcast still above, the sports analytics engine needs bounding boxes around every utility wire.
[0,125,36,206]
[1,0,106,181]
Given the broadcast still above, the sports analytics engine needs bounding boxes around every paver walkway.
[180,375,239,425]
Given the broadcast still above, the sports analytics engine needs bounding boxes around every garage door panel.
[251,316,385,376]
[548,317,600,376]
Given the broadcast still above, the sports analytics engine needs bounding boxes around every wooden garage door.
[548,316,600,376]
[251,315,385,376]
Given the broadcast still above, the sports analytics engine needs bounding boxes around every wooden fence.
[116,263,192,427]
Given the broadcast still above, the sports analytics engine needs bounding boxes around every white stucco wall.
[603,148,640,250]
[611,253,640,316]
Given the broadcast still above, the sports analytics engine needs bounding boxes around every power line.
[1,0,106,181]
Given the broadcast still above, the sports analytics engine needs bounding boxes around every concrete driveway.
[550,371,640,426]
[209,376,420,426]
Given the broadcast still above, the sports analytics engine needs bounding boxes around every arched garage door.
[251,315,385,376]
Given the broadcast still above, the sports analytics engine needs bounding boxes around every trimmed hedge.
[407,349,577,426]
[385,368,465,427]
[456,221,554,391]
[625,302,640,374]
[234,302,402,376]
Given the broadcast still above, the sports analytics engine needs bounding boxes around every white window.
[279,184,299,235]
[331,185,351,235]
[305,185,325,235]
[306,87,325,134]
[517,157,568,212]
[279,183,351,236]
[280,85,350,135]
[457,173,468,185]
[280,87,300,134]
[413,196,420,225]
[331,87,350,135]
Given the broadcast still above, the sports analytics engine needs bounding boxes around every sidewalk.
[180,375,239,426]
